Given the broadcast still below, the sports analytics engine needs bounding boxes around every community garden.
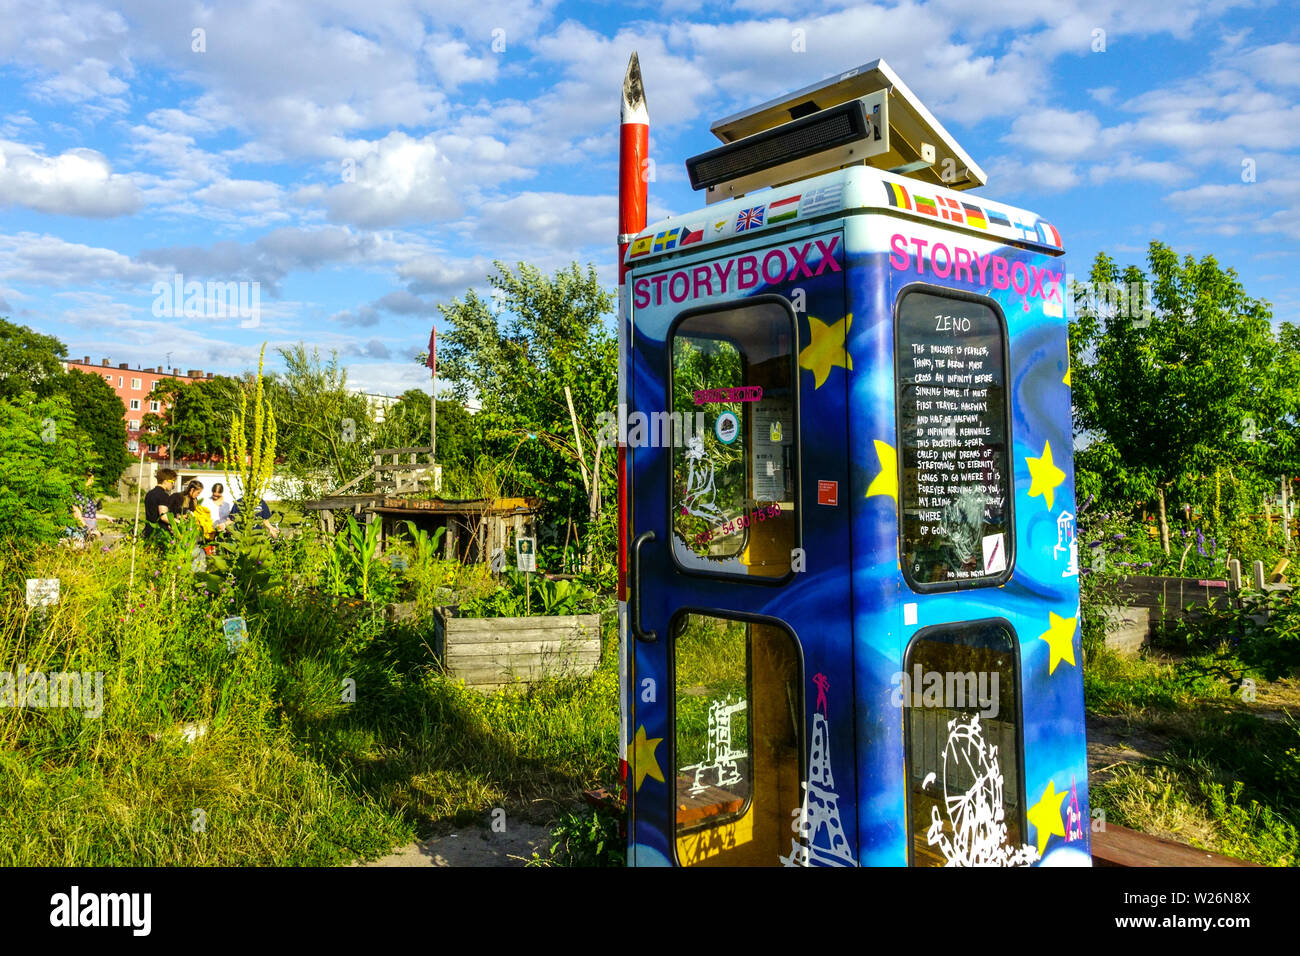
[1,246,1299,866]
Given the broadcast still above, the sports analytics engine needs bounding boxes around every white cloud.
[1004,109,1102,160]
[0,140,142,217]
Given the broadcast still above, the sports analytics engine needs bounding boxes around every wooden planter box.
[432,607,601,692]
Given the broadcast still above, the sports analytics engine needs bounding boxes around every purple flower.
[1196,527,1206,556]
[1138,561,1153,568]
[1087,539,1103,548]
[1112,533,1125,541]
[1179,528,1188,539]
[1208,537,1217,558]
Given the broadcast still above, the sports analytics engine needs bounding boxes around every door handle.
[630,530,658,642]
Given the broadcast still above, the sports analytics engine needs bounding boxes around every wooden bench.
[1091,822,1259,867]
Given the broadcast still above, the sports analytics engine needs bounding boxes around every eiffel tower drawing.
[781,674,856,867]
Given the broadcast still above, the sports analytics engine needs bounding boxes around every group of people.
[65,467,279,547]
[143,469,279,544]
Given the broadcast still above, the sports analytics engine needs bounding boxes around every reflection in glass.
[671,303,797,577]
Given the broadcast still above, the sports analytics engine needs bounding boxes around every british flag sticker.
[735,205,766,232]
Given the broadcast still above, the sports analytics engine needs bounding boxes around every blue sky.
[1,0,1297,395]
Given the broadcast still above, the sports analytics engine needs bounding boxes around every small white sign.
[982,533,1007,575]
[25,578,59,608]
[516,536,537,572]
[904,602,918,627]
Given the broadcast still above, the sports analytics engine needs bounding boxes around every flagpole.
[428,325,437,473]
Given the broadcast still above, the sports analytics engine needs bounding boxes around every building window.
[131,377,142,390]
[117,376,123,387]
[149,401,160,412]
[129,419,140,430]
[103,374,112,382]
[147,444,158,453]
[129,399,141,410]
[128,440,139,453]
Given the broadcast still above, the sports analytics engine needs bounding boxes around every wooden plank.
[375,446,432,456]
[446,647,601,667]
[438,613,601,637]
[1090,822,1259,867]
[444,626,600,645]
[448,639,600,657]
[448,662,599,684]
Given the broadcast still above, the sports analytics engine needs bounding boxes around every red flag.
[426,326,436,375]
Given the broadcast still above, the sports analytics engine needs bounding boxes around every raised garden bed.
[432,606,601,692]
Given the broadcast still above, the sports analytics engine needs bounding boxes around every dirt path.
[356,822,552,867]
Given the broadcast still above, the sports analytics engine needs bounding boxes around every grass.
[0,531,621,866]
[1084,642,1300,866]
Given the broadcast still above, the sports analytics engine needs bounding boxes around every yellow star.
[1026,780,1068,856]
[626,724,664,792]
[1025,439,1066,511]
[1037,610,1078,675]
[1062,352,1072,387]
[798,313,852,389]
[865,439,897,501]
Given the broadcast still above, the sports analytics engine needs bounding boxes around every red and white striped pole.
[617,51,648,792]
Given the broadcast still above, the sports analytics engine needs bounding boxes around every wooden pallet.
[1091,822,1259,867]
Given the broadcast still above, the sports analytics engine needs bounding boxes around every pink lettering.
[931,243,952,279]
[1010,261,1030,296]
[952,247,974,283]
[787,243,815,280]
[714,259,734,292]
[692,265,714,298]
[634,278,650,308]
[737,255,759,290]
[973,254,991,285]
[650,273,668,305]
[762,250,787,284]
[910,238,929,275]
[669,272,690,303]
[991,255,1009,290]
[890,234,910,271]
[814,236,841,273]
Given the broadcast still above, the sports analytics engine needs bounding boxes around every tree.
[269,344,372,493]
[1070,242,1289,553]
[374,390,482,480]
[0,392,94,542]
[434,261,615,529]
[56,369,131,491]
[140,377,198,467]
[0,318,68,400]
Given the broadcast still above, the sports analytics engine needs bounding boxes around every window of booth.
[673,612,802,866]
[904,620,1031,866]
[896,288,1013,590]
[669,300,798,578]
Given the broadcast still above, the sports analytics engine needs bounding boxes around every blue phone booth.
[621,60,1089,867]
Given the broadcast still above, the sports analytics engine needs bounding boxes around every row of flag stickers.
[628,179,1061,258]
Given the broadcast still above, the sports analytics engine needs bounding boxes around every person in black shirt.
[143,468,179,541]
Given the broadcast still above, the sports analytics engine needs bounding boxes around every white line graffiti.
[782,674,855,867]
[681,435,726,523]
[680,697,748,796]
[924,713,1039,867]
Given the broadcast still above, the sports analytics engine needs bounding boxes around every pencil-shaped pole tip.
[621,51,647,123]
